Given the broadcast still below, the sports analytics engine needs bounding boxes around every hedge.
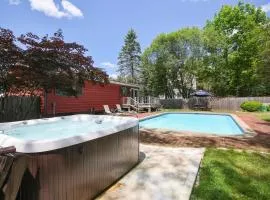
[240,101,262,112]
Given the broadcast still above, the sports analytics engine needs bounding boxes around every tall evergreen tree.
[117,29,141,83]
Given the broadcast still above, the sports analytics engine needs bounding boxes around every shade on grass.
[191,149,270,200]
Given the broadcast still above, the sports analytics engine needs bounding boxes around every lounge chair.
[116,104,124,113]
[103,105,121,115]
[116,104,139,117]
[103,105,113,114]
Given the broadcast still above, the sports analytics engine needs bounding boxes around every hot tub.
[0,114,139,199]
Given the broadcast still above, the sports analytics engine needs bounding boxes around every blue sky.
[1,0,270,78]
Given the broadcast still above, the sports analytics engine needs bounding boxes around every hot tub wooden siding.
[17,126,139,200]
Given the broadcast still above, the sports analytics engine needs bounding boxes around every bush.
[267,105,270,112]
[258,104,268,112]
[240,101,262,112]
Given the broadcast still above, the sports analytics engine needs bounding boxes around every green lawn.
[255,112,270,122]
[191,149,270,200]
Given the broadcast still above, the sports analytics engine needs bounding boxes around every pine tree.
[117,29,141,83]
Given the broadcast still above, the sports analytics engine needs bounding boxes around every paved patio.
[97,144,205,200]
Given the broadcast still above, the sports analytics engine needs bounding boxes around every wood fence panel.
[210,97,270,111]
[0,96,41,122]
[159,99,184,109]
[159,97,270,111]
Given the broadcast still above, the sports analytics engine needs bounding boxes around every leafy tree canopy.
[0,28,108,97]
[142,27,203,98]
[201,2,268,96]
[0,28,24,95]
[141,2,270,98]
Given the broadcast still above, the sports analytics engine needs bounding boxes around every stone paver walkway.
[97,144,205,200]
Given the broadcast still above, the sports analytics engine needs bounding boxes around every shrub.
[240,101,262,112]
[267,105,270,112]
[258,104,269,112]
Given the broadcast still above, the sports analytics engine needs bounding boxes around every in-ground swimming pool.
[140,113,245,136]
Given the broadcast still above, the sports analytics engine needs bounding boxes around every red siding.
[44,81,122,115]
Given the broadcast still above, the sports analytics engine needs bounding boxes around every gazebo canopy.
[190,90,212,97]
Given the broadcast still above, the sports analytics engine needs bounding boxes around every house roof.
[110,81,140,88]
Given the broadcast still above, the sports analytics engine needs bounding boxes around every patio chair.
[103,105,122,115]
[103,105,113,114]
[116,104,124,113]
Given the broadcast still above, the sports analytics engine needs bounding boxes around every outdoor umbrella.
[190,90,212,97]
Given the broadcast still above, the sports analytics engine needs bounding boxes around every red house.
[41,81,140,115]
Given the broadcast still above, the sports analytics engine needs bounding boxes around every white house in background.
[159,77,197,99]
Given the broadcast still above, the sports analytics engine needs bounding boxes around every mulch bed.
[139,113,270,152]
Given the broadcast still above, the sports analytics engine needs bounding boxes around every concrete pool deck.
[97,144,205,200]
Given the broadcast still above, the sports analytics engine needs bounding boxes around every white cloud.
[28,0,83,19]
[9,0,21,5]
[29,0,67,18]
[62,0,83,17]
[100,62,117,68]
[261,3,270,13]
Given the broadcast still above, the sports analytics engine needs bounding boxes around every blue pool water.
[140,113,244,136]
[0,115,132,141]
[1,119,113,140]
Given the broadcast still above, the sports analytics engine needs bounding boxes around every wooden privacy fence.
[159,99,184,109]
[0,96,41,122]
[210,97,270,111]
[159,97,270,111]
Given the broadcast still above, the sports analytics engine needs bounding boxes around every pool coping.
[139,112,256,138]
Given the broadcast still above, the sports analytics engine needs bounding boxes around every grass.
[254,112,270,122]
[191,149,270,200]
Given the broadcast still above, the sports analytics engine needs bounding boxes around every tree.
[0,28,24,96]
[201,2,267,96]
[257,22,270,95]
[141,28,203,98]
[141,2,270,98]
[18,30,108,114]
[118,29,141,83]
[198,23,231,96]
[0,28,108,116]
[0,28,42,120]
[18,30,108,96]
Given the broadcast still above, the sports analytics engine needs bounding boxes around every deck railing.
[121,96,160,112]
[134,96,160,105]
[122,96,160,106]
[122,97,137,106]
